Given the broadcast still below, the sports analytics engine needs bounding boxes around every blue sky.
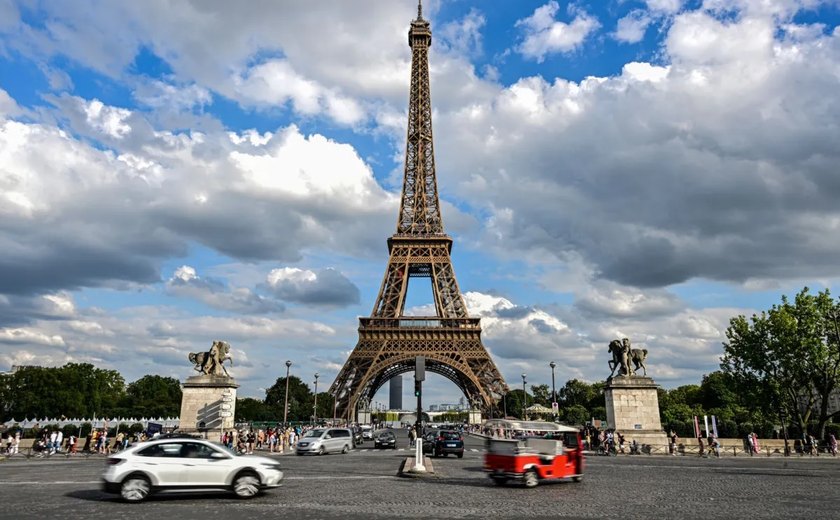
[1,0,840,412]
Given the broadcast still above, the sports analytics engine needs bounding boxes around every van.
[295,428,353,455]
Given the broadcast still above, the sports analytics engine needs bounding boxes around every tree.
[558,379,603,410]
[121,375,182,418]
[264,376,313,422]
[236,398,274,422]
[505,389,529,420]
[530,384,551,406]
[722,287,840,438]
[563,404,589,426]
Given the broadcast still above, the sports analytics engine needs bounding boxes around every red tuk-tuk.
[484,423,584,488]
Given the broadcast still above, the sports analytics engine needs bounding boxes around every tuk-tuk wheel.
[523,469,539,488]
[572,476,583,483]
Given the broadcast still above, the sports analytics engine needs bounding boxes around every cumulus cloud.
[166,265,284,314]
[0,99,395,296]
[515,1,600,62]
[614,10,653,44]
[434,8,840,288]
[266,267,360,307]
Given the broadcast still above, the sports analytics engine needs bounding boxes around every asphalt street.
[1,433,838,519]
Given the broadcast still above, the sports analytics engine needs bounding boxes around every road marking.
[4,475,397,486]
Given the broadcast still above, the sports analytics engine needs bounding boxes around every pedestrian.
[670,430,679,456]
[829,433,837,456]
[55,429,64,454]
[68,434,77,454]
[697,434,705,457]
[746,432,754,456]
[617,432,625,454]
[409,427,417,447]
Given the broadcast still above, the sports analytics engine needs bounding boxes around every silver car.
[296,428,353,455]
[101,437,283,502]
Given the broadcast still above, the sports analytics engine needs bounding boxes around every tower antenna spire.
[417,0,422,20]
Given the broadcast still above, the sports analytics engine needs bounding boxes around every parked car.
[361,425,374,440]
[295,428,353,455]
[374,430,397,449]
[101,437,283,502]
[423,430,464,458]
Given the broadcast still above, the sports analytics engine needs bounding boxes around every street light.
[283,360,292,426]
[521,373,528,420]
[313,373,320,426]
[549,361,557,422]
[502,390,508,419]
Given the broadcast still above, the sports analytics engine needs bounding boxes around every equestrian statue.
[188,340,233,377]
[607,338,648,378]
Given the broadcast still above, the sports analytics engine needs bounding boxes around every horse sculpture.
[188,340,233,376]
[608,338,648,377]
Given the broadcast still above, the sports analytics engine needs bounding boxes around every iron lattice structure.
[329,4,508,420]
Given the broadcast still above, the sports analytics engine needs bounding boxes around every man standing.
[55,429,64,454]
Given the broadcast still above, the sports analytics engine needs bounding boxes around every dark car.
[423,430,464,458]
[374,430,397,449]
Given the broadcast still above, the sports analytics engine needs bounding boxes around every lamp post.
[283,360,292,426]
[313,373,320,426]
[549,361,557,422]
[503,391,507,419]
[521,373,528,420]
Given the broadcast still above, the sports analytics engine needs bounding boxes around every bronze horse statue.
[608,338,648,377]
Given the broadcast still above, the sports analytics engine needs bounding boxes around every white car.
[102,436,283,502]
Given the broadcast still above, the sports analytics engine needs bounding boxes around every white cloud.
[647,0,686,14]
[515,1,601,62]
[0,87,21,117]
[266,267,360,306]
[83,99,132,139]
[0,99,396,296]
[614,10,653,44]
[166,266,283,314]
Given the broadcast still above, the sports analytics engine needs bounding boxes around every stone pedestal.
[179,375,239,433]
[605,376,667,446]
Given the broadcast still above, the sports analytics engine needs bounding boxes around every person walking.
[829,433,837,456]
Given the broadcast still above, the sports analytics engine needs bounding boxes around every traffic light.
[414,380,421,397]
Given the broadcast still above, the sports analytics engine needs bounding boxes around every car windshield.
[378,432,394,439]
[303,429,327,438]
[440,431,460,440]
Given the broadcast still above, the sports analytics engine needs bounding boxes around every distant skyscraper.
[389,375,403,410]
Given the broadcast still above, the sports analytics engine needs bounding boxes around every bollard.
[733,446,737,457]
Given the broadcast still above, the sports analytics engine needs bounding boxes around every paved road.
[1,433,838,519]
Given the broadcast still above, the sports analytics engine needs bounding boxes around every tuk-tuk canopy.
[483,419,578,433]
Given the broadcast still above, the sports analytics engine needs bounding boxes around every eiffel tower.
[329,1,508,420]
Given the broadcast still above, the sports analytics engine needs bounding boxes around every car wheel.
[572,476,583,483]
[318,446,325,455]
[524,469,539,488]
[232,472,261,499]
[120,475,151,503]
[342,444,349,454]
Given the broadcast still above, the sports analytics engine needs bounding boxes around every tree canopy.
[722,287,840,437]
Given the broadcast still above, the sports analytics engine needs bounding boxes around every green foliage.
[236,397,276,422]
[120,375,182,418]
[0,364,126,421]
[722,287,840,437]
[563,404,589,426]
[264,375,314,422]
[530,384,551,406]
